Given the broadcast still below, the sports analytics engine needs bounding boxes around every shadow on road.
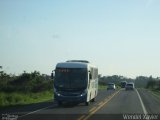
[0,100,54,115]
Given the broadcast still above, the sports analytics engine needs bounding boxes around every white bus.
[52,60,98,106]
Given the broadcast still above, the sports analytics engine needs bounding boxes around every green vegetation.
[150,90,160,100]
[0,69,160,107]
[146,79,160,90]
[0,91,53,107]
[99,75,134,87]
[144,77,160,99]
[0,70,53,107]
[98,85,107,90]
[0,71,53,93]
[99,75,160,91]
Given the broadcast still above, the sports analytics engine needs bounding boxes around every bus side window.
[89,73,92,80]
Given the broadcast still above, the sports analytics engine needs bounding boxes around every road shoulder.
[137,88,160,114]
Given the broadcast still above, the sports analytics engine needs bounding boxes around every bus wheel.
[85,101,90,106]
[85,94,91,106]
[91,98,95,102]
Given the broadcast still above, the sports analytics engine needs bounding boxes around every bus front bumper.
[54,93,87,103]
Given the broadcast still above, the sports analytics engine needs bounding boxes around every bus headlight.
[54,88,61,96]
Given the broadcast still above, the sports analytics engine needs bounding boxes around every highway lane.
[36,90,115,114]
[88,89,144,120]
[82,89,160,120]
[1,89,160,120]
[1,90,116,120]
[94,89,144,114]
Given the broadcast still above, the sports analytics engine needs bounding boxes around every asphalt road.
[1,89,160,120]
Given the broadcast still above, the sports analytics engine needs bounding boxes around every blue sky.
[0,0,160,78]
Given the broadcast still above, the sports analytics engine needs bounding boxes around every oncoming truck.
[51,60,98,106]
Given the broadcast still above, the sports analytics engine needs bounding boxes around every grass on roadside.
[148,89,160,100]
[98,85,121,90]
[98,85,107,90]
[0,90,53,108]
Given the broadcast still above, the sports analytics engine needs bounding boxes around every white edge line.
[19,105,54,118]
[135,89,148,115]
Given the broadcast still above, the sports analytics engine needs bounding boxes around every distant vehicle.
[125,82,135,90]
[120,81,127,88]
[51,60,98,106]
[107,83,116,90]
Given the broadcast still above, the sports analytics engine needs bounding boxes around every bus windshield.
[54,68,87,90]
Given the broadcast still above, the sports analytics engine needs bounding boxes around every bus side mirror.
[51,71,54,79]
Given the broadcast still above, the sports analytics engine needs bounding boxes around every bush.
[0,71,53,93]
